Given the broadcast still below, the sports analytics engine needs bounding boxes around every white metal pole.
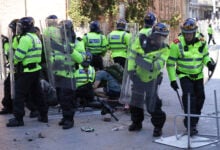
[212,0,216,20]
[119,2,125,19]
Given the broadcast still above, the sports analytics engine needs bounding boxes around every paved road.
[0,28,220,150]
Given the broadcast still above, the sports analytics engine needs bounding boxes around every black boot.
[6,118,24,127]
[153,128,162,137]
[62,120,74,130]
[29,111,39,118]
[0,108,12,115]
[38,114,48,123]
[58,118,66,126]
[128,122,142,131]
[189,127,198,136]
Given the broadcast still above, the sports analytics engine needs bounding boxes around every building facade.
[0,0,67,35]
[188,0,220,19]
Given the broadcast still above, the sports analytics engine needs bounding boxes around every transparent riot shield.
[0,24,7,79]
[203,44,220,83]
[119,23,138,107]
[8,28,15,99]
[125,23,139,41]
[75,23,89,38]
[120,23,168,112]
[41,19,76,90]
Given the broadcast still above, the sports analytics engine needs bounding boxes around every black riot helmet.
[59,20,76,42]
[181,18,198,34]
[89,21,101,33]
[144,12,156,27]
[151,22,169,37]
[47,15,58,20]
[46,15,58,27]
[149,22,169,48]
[17,17,35,35]
[81,51,93,68]
[181,18,198,43]
[116,18,127,30]
[8,19,19,34]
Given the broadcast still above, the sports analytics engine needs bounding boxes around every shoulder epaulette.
[173,38,180,44]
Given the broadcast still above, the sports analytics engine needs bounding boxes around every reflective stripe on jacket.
[108,30,131,58]
[83,32,108,54]
[75,65,95,88]
[167,35,211,81]
[14,33,42,72]
[128,36,170,82]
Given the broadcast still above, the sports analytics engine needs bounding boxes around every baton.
[175,89,184,111]
[207,58,216,82]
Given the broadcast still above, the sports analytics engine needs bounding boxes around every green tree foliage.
[80,0,117,20]
[69,0,89,27]
[68,0,154,28]
[125,0,154,28]
[160,13,182,28]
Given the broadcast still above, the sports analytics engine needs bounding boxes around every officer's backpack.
[104,64,124,83]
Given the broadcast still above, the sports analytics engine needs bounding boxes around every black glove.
[207,60,216,72]
[1,35,9,43]
[170,81,179,91]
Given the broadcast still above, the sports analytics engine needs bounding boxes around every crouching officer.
[7,17,48,127]
[127,23,170,137]
[167,18,216,136]
[75,51,96,106]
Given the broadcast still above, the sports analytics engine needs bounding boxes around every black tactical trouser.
[113,57,126,68]
[130,77,166,129]
[1,73,13,111]
[25,93,38,112]
[208,34,216,45]
[56,87,76,121]
[180,77,205,128]
[76,82,94,103]
[13,71,48,120]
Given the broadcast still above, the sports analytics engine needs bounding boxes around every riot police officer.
[45,20,85,129]
[108,18,131,68]
[75,51,95,106]
[139,12,156,36]
[0,19,19,114]
[207,24,216,45]
[6,17,48,127]
[127,23,170,137]
[82,21,108,70]
[167,18,216,136]
[46,15,58,26]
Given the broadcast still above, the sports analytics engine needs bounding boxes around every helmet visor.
[150,33,167,47]
[16,22,23,35]
[181,22,198,33]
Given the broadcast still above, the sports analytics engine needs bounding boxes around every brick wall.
[149,0,187,42]
[0,0,66,35]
